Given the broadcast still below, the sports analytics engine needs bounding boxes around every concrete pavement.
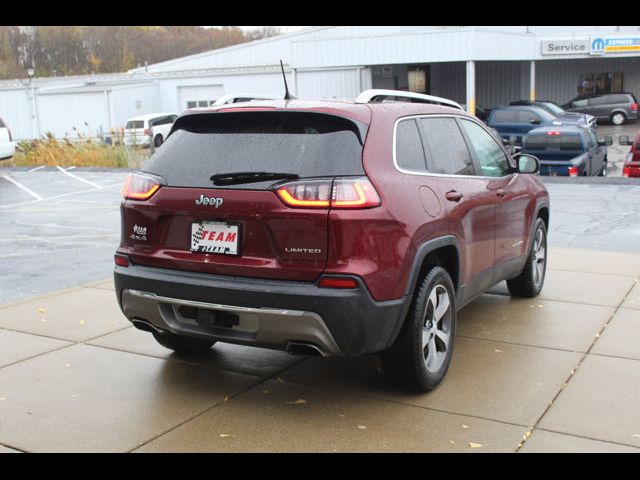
[0,246,639,452]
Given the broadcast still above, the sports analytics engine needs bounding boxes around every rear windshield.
[143,111,367,189]
[524,134,583,151]
[126,120,144,129]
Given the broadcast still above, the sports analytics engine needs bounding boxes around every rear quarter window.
[492,110,519,123]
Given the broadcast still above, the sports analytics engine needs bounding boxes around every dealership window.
[186,100,213,109]
[577,72,623,95]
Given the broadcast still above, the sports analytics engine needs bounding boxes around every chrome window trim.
[392,114,515,180]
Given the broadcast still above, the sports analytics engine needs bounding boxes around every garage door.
[178,85,225,110]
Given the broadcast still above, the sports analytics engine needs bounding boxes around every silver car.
[562,93,639,125]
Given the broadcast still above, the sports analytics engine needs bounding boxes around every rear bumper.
[0,141,15,160]
[114,263,411,357]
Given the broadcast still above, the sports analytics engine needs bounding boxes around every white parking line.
[27,166,45,173]
[0,181,122,209]
[56,165,103,189]
[1,175,44,200]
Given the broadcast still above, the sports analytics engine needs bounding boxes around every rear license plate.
[191,221,239,255]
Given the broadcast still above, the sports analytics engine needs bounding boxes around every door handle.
[445,191,463,202]
[496,189,507,198]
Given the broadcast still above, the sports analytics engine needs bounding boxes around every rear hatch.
[125,120,147,144]
[119,110,369,282]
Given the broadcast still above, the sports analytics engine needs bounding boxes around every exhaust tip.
[131,318,163,334]
[286,342,324,357]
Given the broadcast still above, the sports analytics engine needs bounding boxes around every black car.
[510,100,596,127]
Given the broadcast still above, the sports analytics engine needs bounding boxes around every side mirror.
[515,154,539,174]
[598,136,613,147]
[529,117,541,125]
[619,135,632,146]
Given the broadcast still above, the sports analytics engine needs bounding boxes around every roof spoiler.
[355,89,463,110]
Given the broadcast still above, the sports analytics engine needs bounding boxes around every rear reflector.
[114,254,130,267]
[318,277,358,289]
[122,173,161,200]
[568,166,579,177]
[276,177,381,209]
[623,166,631,177]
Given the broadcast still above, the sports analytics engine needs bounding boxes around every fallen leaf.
[219,434,233,438]
[286,399,307,405]
[494,349,503,353]
[37,308,45,313]
[449,440,455,445]
[469,442,485,448]
[64,363,71,368]
[79,320,85,325]
[262,389,270,394]
[357,425,367,430]
[223,396,230,402]
[462,424,469,429]
[537,304,544,308]
[338,414,346,418]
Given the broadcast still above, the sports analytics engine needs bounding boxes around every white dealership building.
[1,25,640,140]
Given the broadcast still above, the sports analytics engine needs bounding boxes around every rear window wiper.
[210,171,300,186]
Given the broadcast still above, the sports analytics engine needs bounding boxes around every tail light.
[143,128,150,136]
[547,131,561,136]
[623,166,631,177]
[114,254,130,267]
[568,166,579,177]
[122,173,161,200]
[276,177,381,209]
[631,103,638,112]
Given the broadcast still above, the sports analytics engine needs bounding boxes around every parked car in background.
[619,132,640,177]
[461,104,491,122]
[562,93,638,125]
[114,89,550,392]
[124,113,179,148]
[510,100,596,127]
[521,125,612,177]
[487,105,564,146]
[0,116,15,160]
[212,93,281,106]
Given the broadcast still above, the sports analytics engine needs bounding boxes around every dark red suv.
[114,90,550,392]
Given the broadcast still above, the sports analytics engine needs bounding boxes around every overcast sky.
[204,26,311,33]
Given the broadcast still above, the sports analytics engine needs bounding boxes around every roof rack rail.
[355,89,463,110]
[212,93,281,106]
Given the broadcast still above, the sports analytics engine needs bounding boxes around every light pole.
[19,68,38,138]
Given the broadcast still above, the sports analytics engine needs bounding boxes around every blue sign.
[591,36,640,55]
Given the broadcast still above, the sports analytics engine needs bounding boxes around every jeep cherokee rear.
[114,90,549,392]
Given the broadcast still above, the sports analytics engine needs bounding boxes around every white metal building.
[2,25,640,140]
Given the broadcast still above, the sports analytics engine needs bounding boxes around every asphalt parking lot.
[1,144,640,452]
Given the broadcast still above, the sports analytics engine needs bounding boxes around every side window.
[460,119,512,177]
[418,117,474,175]
[572,99,589,108]
[492,110,519,123]
[518,110,539,124]
[395,119,427,172]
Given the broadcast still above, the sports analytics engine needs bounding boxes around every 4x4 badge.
[195,195,224,208]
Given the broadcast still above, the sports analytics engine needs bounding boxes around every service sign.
[541,38,589,56]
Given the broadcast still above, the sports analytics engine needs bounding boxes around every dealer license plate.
[190,221,239,255]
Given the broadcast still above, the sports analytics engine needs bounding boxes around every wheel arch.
[404,236,461,300]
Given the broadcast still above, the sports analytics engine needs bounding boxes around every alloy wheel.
[421,284,452,374]
[533,227,546,288]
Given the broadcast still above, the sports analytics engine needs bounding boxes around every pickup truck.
[521,125,612,177]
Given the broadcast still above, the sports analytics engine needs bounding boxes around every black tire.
[381,266,456,392]
[153,134,164,147]
[610,112,626,126]
[152,331,215,353]
[507,218,547,298]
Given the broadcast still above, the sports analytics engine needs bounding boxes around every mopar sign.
[590,36,640,55]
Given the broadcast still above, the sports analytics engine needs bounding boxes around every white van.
[124,113,179,148]
[0,116,15,160]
